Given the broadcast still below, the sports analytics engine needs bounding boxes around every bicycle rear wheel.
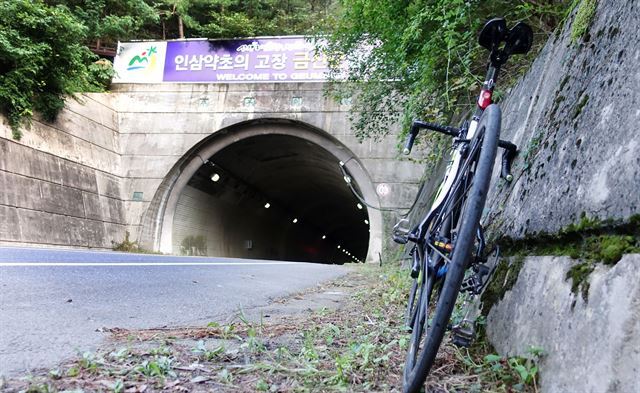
[404,245,423,331]
[402,105,501,393]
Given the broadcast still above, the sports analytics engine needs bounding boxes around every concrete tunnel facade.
[138,118,383,264]
[0,83,424,261]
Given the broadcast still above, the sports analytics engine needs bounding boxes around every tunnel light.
[322,235,326,239]
[357,203,363,210]
[364,219,369,225]
[210,173,220,182]
[292,218,298,224]
[264,203,271,209]
[337,245,341,249]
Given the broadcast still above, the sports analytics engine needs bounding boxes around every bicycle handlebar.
[403,120,461,155]
[498,140,517,182]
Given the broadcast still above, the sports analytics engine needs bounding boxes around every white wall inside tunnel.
[172,185,288,258]
[172,185,332,260]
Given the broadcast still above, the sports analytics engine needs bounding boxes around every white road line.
[0,246,253,260]
[0,262,302,267]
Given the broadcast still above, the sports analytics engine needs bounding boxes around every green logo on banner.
[127,46,158,71]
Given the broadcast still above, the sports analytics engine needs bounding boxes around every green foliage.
[0,0,107,138]
[192,340,226,360]
[479,346,543,389]
[322,0,569,142]
[135,356,176,378]
[151,0,334,39]
[47,0,158,41]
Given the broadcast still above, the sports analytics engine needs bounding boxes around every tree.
[45,0,158,42]
[197,0,334,38]
[0,0,109,138]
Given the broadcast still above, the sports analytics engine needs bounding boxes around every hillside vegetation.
[1,0,572,140]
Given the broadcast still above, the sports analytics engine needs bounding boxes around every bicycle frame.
[409,63,500,243]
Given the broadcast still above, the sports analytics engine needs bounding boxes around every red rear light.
[477,89,493,109]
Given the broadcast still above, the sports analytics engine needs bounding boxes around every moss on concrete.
[571,0,598,43]
[485,215,639,307]
[573,94,590,119]
[566,262,594,302]
[481,255,526,315]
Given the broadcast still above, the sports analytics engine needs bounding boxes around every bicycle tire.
[404,245,423,331]
[402,104,501,393]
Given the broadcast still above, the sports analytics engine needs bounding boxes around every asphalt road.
[0,246,348,376]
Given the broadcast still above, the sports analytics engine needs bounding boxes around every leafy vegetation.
[46,0,158,42]
[321,0,570,142]
[0,0,111,139]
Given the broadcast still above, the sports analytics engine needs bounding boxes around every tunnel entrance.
[170,133,370,263]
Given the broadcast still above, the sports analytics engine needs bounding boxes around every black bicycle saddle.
[504,22,533,55]
[478,18,507,51]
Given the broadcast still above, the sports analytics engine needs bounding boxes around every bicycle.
[391,18,533,393]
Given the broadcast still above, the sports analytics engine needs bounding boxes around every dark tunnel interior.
[172,134,370,263]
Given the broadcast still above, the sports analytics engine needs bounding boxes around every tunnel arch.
[138,118,383,263]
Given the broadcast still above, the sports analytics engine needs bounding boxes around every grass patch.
[111,231,161,254]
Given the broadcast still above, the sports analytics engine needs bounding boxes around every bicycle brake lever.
[403,123,420,155]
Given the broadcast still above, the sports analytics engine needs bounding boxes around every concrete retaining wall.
[0,95,128,248]
[486,255,640,393]
[483,0,640,238]
[479,1,640,391]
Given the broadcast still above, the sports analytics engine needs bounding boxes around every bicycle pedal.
[392,219,410,244]
[451,333,474,348]
[393,233,409,244]
[451,324,476,348]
